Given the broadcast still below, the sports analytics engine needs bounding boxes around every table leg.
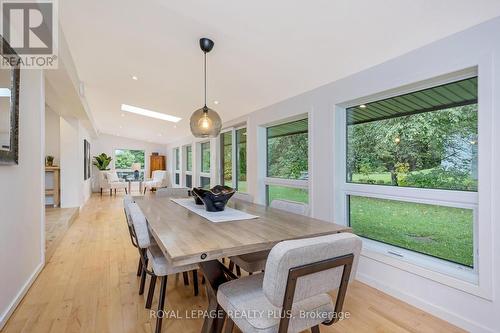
[199,261,234,333]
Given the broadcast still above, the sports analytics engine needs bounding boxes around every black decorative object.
[189,37,222,138]
[0,37,20,165]
[134,170,139,180]
[192,185,235,212]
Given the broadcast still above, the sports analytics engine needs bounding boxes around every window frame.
[264,116,310,206]
[173,147,181,185]
[219,125,247,192]
[335,66,495,298]
[184,144,192,187]
[199,141,211,187]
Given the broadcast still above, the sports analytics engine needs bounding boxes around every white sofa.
[143,170,168,194]
[99,170,128,195]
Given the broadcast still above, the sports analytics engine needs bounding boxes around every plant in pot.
[46,155,54,166]
[93,153,112,171]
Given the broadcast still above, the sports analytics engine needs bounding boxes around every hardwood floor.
[45,207,79,263]
[2,193,465,333]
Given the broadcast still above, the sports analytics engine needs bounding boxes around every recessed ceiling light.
[121,113,125,117]
[214,100,219,105]
[119,125,123,129]
[158,133,162,137]
[121,104,181,123]
[360,104,367,108]
[132,75,138,80]
[173,125,177,128]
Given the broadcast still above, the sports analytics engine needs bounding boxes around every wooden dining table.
[135,196,350,333]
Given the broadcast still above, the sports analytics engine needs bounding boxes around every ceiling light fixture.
[121,104,181,123]
[132,75,138,80]
[214,100,219,105]
[360,104,367,108]
[189,38,222,138]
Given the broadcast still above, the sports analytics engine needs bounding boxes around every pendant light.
[190,38,222,138]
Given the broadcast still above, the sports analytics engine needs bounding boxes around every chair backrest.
[270,199,309,216]
[262,233,362,307]
[123,195,134,226]
[128,202,153,249]
[233,192,253,203]
[156,187,190,198]
[152,170,167,181]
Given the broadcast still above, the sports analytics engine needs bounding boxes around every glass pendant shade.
[190,106,222,138]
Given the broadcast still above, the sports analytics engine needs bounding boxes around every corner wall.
[0,70,45,329]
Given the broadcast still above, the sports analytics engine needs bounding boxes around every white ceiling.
[59,0,500,144]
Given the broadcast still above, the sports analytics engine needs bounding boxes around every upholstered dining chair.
[229,199,309,276]
[143,170,168,194]
[154,186,200,288]
[218,233,362,333]
[123,195,143,277]
[128,202,199,333]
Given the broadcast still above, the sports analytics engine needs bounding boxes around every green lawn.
[268,185,308,204]
[350,196,473,267]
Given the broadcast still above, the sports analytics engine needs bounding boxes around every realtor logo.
[0,0,58,68]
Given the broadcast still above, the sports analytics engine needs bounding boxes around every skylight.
[121,104,181,123]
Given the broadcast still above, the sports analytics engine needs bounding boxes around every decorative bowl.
[191,185,235,212]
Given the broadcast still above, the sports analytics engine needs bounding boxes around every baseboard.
[0,260,45,330]
[357,272,495,333]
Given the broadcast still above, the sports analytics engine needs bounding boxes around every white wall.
[0,70,45,329]
[167,18,500,332]
[91,133,167,191]
[60,117,93,208]
[44,106,60,165]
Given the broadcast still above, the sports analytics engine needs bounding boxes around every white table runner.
[171,198,259,223]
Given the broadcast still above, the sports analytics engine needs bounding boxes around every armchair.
[143,170,168,194]
[99,170,128,196]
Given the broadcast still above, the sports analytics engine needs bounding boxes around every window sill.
[360,238,492,300]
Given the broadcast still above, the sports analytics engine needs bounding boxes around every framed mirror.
[0,37,20,165]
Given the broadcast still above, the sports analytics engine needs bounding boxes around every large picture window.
[220,127,247,192]
[265,118,308,205]
[114,149,145,179]
[345,76,478,271]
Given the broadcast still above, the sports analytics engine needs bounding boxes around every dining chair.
[153,186,199,287]
[228,199,309,276]
[128,202,199,333]
[218,233,362,333]
[123,195,143,277]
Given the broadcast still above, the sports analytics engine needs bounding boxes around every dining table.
[135,195,351,333]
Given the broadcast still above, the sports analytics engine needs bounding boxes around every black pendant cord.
[203,52,207,110]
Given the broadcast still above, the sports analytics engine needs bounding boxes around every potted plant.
[93,153,112,170]
[46,155,54,166]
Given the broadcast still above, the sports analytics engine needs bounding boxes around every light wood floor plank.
[2,193,466,333]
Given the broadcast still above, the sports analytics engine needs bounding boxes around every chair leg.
[114,189,117,195]
[144,187,147,195]
[125,187,128,194]
[228,261,234,272]
[311,325,320,333]
[155,276,168,333]
[183,271,190,286]
[224,317,235,333]
[109,189,112,196]
[236,265,241,277]
[100,188,103,196]
[139,258,148,295]
[136,258,142,276]
[192,270,199,296]
[146,275,157,309]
